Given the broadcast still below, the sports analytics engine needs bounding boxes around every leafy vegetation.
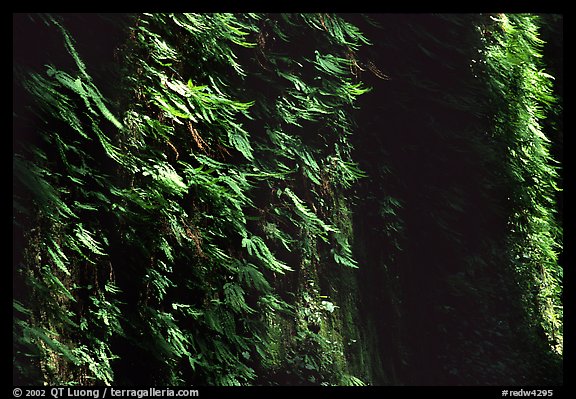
[479,14,563,355]
[13,13,562,386]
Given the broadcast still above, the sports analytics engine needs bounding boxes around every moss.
[262,312,292,371]
[13,13,562,386]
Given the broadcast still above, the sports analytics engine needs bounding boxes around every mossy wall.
[13,13,562,386]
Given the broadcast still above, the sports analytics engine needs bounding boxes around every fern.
[242,234,292,273]
[238,261,272,292]
[74,224,106,256]
[283,188,338,240]
[224,282,254,313]
[227,124,254,161]
[479,13,563,355]
[14,12,372,386]
[341,374,367,386]
[314,51,351,76]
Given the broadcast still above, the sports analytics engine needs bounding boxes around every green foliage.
[347,13,562,385]
[14,12,369,386]
[477,13,563,355]
[13,12,561,387]
[14,14,124,385]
